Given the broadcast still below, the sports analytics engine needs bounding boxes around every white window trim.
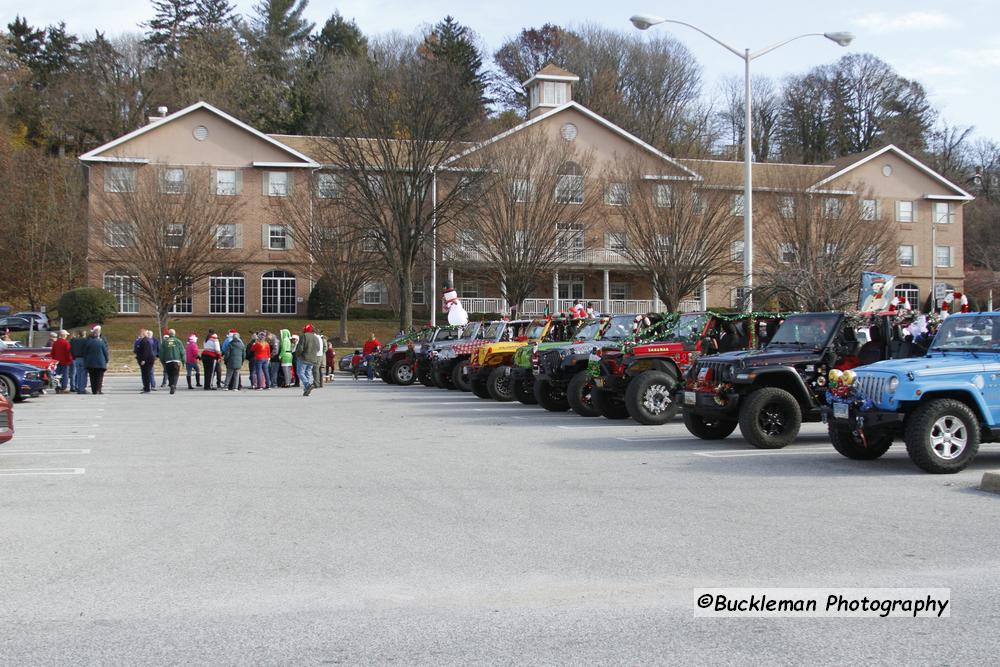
[268,224,290,251]
[935,245,954,268]
[605,183,629,206]
[897,244,916,267]
[896,200,915,223]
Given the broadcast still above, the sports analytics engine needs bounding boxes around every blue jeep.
[824,312,1000,474]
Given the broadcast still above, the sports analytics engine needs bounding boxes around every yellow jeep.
[469,317,578,401]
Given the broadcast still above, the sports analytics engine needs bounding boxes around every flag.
[859,272,896,312]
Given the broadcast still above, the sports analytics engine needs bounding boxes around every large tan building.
[80,65,973,319]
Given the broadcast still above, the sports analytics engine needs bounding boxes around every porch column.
[501,274,509,315]
[701,277,708,310]
[603,269,610,314]
[447,267,454,287]
[552,270,559,315]
[652,274,661,312]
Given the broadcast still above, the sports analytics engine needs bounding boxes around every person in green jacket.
[160,329,185,394]
[279,329,293,387]
[223,332,246,391]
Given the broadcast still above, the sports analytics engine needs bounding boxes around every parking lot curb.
[980,471,1000,495]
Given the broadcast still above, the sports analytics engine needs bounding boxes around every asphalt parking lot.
[2,374,1000,665]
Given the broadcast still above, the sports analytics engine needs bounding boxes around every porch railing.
[455,297,704,317]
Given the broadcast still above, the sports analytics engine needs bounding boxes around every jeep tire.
[451,360,472,392]
[625,369,680,425]
[567,372,599,417]
[534,378,569,412]
[828,426,894,460]
[513,376,537,404]
[682,411,738,440]
[471,373,492,399]
[390,359,416,386]
[487,366,515,402]
[433,367,455,390]
[904,399,980,474]
[591,386,630,420]
[738,387,801,449]
[417,363,434,387]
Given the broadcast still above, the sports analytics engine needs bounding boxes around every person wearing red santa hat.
[201,330,222,390]
[293,324,322,396]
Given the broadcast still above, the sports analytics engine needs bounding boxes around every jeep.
[823,312,1000,474]
[470,317,577,401]
[681,311,919,449]
[432,320,512,393]
[415,322,483,387]
[378,326,458,385]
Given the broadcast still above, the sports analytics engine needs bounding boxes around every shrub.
[307,278,341,319]
[57,287,119,328]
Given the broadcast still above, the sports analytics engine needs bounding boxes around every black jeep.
[680,311,921,448]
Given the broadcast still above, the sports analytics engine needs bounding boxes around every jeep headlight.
[887,377,899,395]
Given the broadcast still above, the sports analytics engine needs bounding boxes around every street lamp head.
[629,14,666,30]
[824,31,855,47]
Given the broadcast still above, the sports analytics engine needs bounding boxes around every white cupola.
[523,64,580,119]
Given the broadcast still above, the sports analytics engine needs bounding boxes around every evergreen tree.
[145,0,198,60]
[245,0,314,77]
[6,17,46,71]
[311,11,366,61]
[421,16,488,120]
[193,0,236,30]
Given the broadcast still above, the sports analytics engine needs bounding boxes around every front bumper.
[679,389,741,418]
[592,373,627,395]
[510,366,533,383]
[821,403,906,429]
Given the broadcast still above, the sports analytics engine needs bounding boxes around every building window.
[605,182,629,206]
[105,166,136,193]
[362,282,385,305]
[366,174,385,198]
[104,221,132,248]
[261,270,296,314]
[896,200,914,223]
[933,201,955,224]
[779,196,795,219]
[731,194,745,216]
[512,178,534,203]
[457,229,479,251]
[731,240,744,263]
[823,197,844,218]
[267,224,290,250]
[361,230,379,253]
[210,271,245,314]
[609,282,630,301]
[169,276,193,314]
[555,162,584,204]
[160,167,186,194]
[103,271,139,314]
[216,169,239,195]
[780,243,798,264]
[654,184,673,208]
[317,172,341,199]
[215,224,238,249]
[861,199,879,221]
[542,81,569,105]
[731,287,750,309]
[897,245,915,267]
[413,283,425,305]
[556,222,584,252]
[460,280,480,299]
[605,232,627,253]
[165,224,184,248]
[895,283,919,307]
[456,176,479,201]
[692,192,706,214]
[935,245,953,268]
[265,171,289,197]
[863,245,880,266]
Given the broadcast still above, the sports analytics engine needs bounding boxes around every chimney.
[147,106,169,124]
[522,64,579,119]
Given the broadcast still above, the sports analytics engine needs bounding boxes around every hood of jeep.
[633,342,684,356]
[705,347,820,368]
[856,354,989,377]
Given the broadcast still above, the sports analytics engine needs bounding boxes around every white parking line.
[615,436,692,442]
[10,434,96,440]
[557,424,646,430]
[0,468,86,476]
[0,449,91,456]
[695,448,834,458]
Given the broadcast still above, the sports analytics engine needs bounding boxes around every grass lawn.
[9,316,405,374]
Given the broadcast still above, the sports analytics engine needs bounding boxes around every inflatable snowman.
[442,285,469,326]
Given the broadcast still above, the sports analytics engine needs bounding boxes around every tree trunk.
[398,268,413,331]
[339,302,349,344]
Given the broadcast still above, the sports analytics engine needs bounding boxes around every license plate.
[833,402,849,419]
[684,391,696,406]
[594,377,604,388]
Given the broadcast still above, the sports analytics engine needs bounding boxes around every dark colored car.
[416,321,484,388]
[13,311,50,330]
[0,316,32,332]
[378,326,462,385]
[0,360,48,401]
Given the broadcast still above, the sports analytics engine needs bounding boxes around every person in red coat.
[51,330,73,393]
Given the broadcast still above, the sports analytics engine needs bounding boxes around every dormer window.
[523,64,580,118]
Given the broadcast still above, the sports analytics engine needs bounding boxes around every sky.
[7,0,1000,141]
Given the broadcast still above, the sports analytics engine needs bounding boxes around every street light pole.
[629,15,854,311]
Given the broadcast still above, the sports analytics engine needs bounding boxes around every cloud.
[854,11,957,34]
[950,47,1000,68]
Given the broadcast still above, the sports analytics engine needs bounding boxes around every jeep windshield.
[931,315,1000,352]
[600,315,637,341]
[482,322,507,340]
[525,323,547,339]
[661,313,710,344]
[766,313,840,350]
[572,320,605,341]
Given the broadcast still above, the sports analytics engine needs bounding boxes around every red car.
[0,393,12,444]
[0,348,56,377]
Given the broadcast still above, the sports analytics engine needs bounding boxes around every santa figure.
[442,284,469,326]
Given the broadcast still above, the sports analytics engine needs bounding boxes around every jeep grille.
[855,374,888,405]
[694,360,733,382]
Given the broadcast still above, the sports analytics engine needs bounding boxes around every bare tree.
[272,173,380,342]
[90,166,246,332]
[608,159,739,312]
[754,176,898,311]
[717,74,781,162]
[450,126,598,311]
[309,36,485,330]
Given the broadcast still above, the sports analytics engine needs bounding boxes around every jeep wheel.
[0,374,15,401]
[380,362,393,383]
[682,411,738,440]
[738,387,801,449]
[487,366,515,402]
[534,379,569,412]
[625,369,680,425]
[416,363,434,387]
[904,399,980,474]
[829,426,894,460]
[567,372,599,417]
[452,361,472,392]
[471,374,492,399]
[513,377,537,404]
[390,359,416,386]
[433,367,455,390]
[591,387,630,420]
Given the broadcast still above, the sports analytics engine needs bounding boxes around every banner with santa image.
[858,272,897,313]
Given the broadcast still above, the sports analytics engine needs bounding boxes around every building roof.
[677,158,836,191]
[810,144,974,200]
[270,134,476,167]
[522,63,580,87]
